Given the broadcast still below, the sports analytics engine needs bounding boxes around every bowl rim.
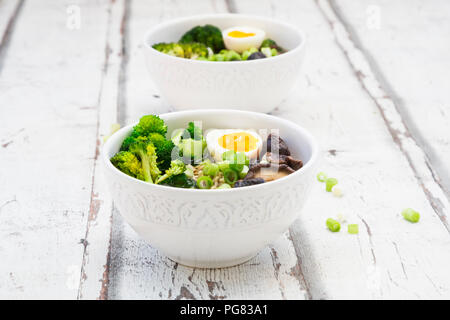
[103,109,319,193]
[143,13,306,65]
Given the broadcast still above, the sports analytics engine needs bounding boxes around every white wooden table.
[1,0,450,300]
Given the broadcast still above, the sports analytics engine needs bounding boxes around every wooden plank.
[232,0,450,299]
[109,215,309,299]
[0,0,112,299]
[77,0,126,300]
[330,0,450,219]
[331,0,450,201]
[106,0,310,300]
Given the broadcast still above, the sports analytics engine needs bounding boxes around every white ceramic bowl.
[143,14,306,113]
[103,110,318,268]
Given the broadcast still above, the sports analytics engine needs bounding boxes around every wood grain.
[0,0,23,73]
[77,0,127,300]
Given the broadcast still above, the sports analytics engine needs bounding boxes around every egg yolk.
[219,132,258,152]
[228,30,255,38]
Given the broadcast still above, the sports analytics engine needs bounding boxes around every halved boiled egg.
[222,26,266,53]
[206,129,263,162]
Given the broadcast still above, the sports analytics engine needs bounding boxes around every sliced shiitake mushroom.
[267,134,291,156]
[245,163,295,182]
[265,152,303,171]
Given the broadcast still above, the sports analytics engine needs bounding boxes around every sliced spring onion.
[326,218,341,232]
[229,152,248,173]
[223,168,238,185]
[229,163,243,173]
[184,168,194,178]
[196,176,213,189]
[402,208,420,223]
[218,183,231,189]
[325,178,338,192]
[203,163,219,178]
[239,165,249,179]
[348,224,359,234]
[200,159,211,166]
[317,172,327,182]
[336,213,346,223]
[261,47,272,57]
[222,150,236,161]
[332,186,343,197]
[218,161,230,172]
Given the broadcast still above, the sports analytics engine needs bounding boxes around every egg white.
[205,129,263,162]
[222,26,266,53]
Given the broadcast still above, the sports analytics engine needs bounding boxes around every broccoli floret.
[128,137,161,183]
[148,132,175,171]
[179,24,225,53]
[181,43,209,59]
[146,132,165,146]
[121,115,167,150]
[153,42,209,59]
[152,42,185,57]
[134,115,167,136]
[156,160,186,184]
[110,151,145,180]
[159,173,195,188]
[121,131,175,171]
[156,140,176,171]
[160,174,194,188]
[260,38,284,52]
[117,114,173,175]
[186,121,203,140]
[209,50,242,61]
[120,130,140,151]
[260,39,276,48]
